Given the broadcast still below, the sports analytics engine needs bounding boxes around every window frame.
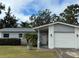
[19,33,22,38]
[3,33,9,38]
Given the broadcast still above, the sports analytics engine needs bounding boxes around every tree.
[0,3,5,14]
[0,3,5,29]
[51,14,61,22]
[60,4,79,25]
[30,9,65,27]
[30,9,52,27]
[20,21,32,28]
[3,7,18,28]
[0,19,4,29]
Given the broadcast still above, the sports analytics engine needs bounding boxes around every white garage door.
[55,33,75,48]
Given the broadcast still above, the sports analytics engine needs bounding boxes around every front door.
[40,33,48,48]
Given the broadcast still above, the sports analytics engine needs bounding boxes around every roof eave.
[33,22,79,29]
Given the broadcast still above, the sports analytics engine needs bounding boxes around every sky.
[0,0,79,23]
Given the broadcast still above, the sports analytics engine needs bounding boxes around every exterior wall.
[54,24,74,33]
[21,33,27,45]
[75,28,79,49]
[9,33,19,38]
[0,32,27,45]
[21,38,27,45]
[0,33,2,38]
[1,33,19,38]
[48,25,54,49]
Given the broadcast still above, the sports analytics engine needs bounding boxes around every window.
[4,34,9,38]
[19,34,22,38]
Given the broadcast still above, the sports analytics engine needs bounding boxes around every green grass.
[0,46,57,58]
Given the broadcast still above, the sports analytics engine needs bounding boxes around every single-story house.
[0,28,35,45]
[33,22,79,49]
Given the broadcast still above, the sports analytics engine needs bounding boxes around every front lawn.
[0,46,57,58]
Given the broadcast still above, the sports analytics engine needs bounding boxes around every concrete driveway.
[55,48,79,58]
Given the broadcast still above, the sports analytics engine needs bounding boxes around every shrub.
[24,33,37,47]
[0,38,21,45]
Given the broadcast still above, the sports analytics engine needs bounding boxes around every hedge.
[0,38,21,45]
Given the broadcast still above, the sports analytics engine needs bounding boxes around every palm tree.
[24,33,37,50]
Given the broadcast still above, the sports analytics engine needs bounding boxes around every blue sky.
[0,0,78,23]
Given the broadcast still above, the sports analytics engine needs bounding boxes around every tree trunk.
[27,40,32,50]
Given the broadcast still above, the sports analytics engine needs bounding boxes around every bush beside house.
[0,38,21,45]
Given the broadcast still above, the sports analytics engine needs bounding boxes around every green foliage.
[24,33,37,46]
[3,7,18,28]
[30,9,52,27]
[30,4,79,27]
[0,38,20,45]
[20,21,32,28]
[60,4,79,24]
[51,14,62,22]
[0,3,5,14]
[0,7,18,28]
[30,9,65,27]
[0,19,4,29]
[0,3,5,29]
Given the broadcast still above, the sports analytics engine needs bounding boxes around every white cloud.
[41,0,77,14]
[0,0,33,12]
[15,13,31,23]
[0,0,33,23]
[0,0,79,23]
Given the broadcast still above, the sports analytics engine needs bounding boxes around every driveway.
[55,48,79,58]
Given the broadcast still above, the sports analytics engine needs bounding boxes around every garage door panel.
[55,43,74,48]
[55,33,75,48]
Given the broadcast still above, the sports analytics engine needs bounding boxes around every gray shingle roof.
[0,28,35,33]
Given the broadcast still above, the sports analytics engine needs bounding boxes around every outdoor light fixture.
[50,34,52,36]
[77,34,79,37]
